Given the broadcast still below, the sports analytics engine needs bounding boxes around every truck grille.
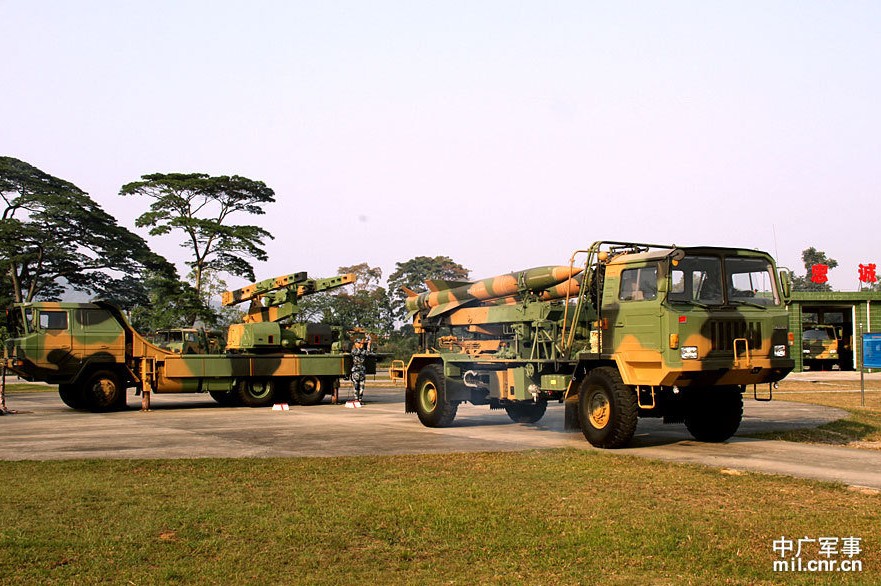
[709,320,763,353]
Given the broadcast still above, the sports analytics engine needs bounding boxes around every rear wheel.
[504,402,547,424]
[236,379,275,407]
[414,365,458,427]
[578,367,638,448]
[684,386,743,442]
[291,376,327,406]
[83,370,125,412]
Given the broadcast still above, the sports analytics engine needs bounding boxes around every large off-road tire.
[578,367,638,448]
[236,379,275,408]
[58,383,87,410]
[291,376,327,406]
[209,390,239,406]
[414,364,458,427]
[82,370,125,412]
[504,402,547,424]
[684,386,743,442]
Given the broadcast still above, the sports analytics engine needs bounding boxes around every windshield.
[669,254,780,307]
[670,255,724,304]
[804,328,834,341]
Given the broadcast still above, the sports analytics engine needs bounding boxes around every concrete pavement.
[2,386,880,491]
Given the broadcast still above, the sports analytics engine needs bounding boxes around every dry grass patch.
[755,378,881,447]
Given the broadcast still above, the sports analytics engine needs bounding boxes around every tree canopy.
[0,156,171,305]
[120,173,276,299]
[791,247,838,292]
[387,255,470,324]
[296,263,394,335]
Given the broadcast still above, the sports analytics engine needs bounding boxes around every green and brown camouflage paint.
[4,300,357,410]
[401,241,794,446]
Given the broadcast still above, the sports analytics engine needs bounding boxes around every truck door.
[600,263,663,383]
[34,308,74,373]
[73,307,125,362]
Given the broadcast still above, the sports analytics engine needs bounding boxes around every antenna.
[772,224,780,263]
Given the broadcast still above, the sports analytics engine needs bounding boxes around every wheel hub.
[423,384,438,408]
[588,392,610,429]
[94,379,116,400]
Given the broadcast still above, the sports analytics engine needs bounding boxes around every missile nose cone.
[550,265,584,282]
[520,266,584,291]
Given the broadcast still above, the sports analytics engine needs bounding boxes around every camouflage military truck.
[147,328,213,355]
[802,324,841,371]
[3,272,374,411]
[397,241,794,448]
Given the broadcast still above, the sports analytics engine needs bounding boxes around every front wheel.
[684,386,743,442]
[505,402,547,424]
[58,383,87,410]
[414,365,458,427]
[82,370,126,412]
[578,367,638,448]
[236,379,275,407]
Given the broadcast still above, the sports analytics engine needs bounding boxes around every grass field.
[1,451,878,585]
[2,378,879,584]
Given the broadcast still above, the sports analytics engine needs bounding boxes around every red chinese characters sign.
[859,263,877,284]
[810,264,828,284]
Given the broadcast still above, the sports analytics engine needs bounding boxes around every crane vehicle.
[3,272,364,411]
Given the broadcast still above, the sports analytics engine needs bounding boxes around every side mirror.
[779,270,792,301]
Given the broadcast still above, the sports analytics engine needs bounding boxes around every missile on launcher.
[404,265,583,318]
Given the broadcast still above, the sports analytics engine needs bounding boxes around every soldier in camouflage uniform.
[350,338,369,402]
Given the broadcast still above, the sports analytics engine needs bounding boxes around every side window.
[79,309,122,333]
[39,311,69,330]
[619,267,658,302]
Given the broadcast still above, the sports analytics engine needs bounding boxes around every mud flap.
[564,400,581,432]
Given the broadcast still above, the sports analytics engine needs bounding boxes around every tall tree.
[296,263,394,336]
[128,270,213,332]
[120,173,276,298]
[792,247,839,292]
[387,255,470,324]
[0,156,171,303]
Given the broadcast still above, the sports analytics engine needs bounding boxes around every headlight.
[774,345,787,357]
[681,346,698,360]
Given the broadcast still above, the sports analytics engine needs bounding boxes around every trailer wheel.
[291,376,327,406]
[83,370,125,412]
[684,386,743,442]
[504,402,547,424]
[578,367,637,448]
[58,383,87,410]
[236,379,275,407]
[414,364,458,427]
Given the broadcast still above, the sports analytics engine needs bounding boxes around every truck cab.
[5,302,126,385]
[593,246,792,388]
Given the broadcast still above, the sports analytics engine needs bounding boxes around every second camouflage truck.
[398,241,794,448]
[3,272,373,411]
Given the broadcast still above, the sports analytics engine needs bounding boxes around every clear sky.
[2,1,879,293]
